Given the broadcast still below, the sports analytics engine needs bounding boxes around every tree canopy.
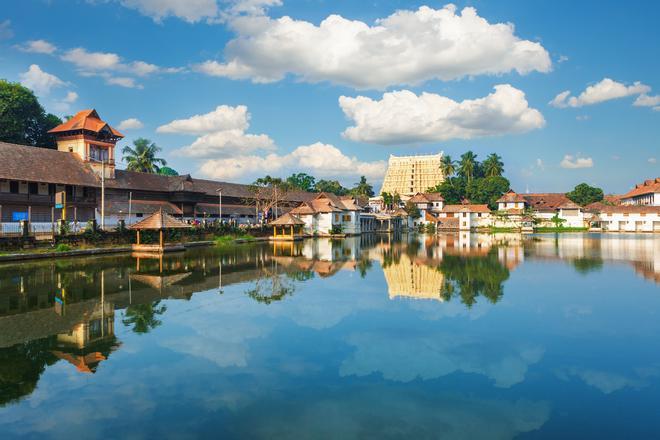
[158,166,179,176]
[122,138,167,173]
[566,183,604,206]
[0,79,62,148]
[429,151,510,209]
[286,173,316,192]
[349,176,375,197]
[314,179,348,195]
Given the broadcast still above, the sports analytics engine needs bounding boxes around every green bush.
[55,243,71,252]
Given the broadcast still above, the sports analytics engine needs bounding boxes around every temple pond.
[0,232,659,439]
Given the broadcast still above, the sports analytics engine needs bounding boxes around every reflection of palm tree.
[357,257,373,278]
[122,301,167,334]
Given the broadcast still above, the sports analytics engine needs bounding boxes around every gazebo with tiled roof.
[129,209,191,252]
[269,212,305,241]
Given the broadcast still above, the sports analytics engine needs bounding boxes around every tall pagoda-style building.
[380,153,445,197]
[48,109,124,179]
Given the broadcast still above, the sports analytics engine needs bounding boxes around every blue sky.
[0,0,658,193]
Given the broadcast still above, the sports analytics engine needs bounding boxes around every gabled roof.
[0,141,100,186]
[596,205,660,214]
[522,193,572,211]
[269,212,305,226]
[557,200,582,210]
[497,190,526,203]
[441,204,491,213]
[129,210,191,230]
[48,109,124,138]
[621,178,660,199]
[410,192,445,204]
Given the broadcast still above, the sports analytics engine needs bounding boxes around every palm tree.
[350,176,374,197]
[122,301,167,334]
[440,155,456,178]
[122,138,167,173]
[483,153,504,177]
[459,151,478,183]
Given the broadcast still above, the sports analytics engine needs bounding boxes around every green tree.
[468,176,510,210]
[0,80,62,148]
[286,173,316,192]
[158,166,179,176]
[404,200,421,219]
[458,151,478,183]
[122,138,167,173]
[551,212,567,229]
[314,179,348,195]
[122,301,167,334]
[430,177,466,205]
[483,153,504,177]
[566,183,604,206]
[440,154,457,178]
[381,192,393,210]
[349,176,375,197]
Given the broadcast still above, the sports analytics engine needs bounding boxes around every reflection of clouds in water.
[234,387,550,440]
[557,365,660,394]
[340,331,543,387]
[563,304,593,318]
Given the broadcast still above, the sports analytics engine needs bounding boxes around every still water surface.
[0,233,659,439]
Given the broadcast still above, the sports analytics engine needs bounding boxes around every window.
[334,214,340,222]
[342,214,351,222]
[478,213,482,218]
[136,213,143,218]
[89,145,109,162]
[28,182,38,194]
[9,181,18,194]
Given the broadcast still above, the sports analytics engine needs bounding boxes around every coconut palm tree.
[122,138,167,173]
[122,300,167,334]
[483,153,504,177]
[440,154,457,178]
[459,151,478,183]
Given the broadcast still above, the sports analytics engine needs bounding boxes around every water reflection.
[0,232,659,437]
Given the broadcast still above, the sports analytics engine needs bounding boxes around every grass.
[54,243,71,252]
[214,233,255,246]
[487,227,521,233]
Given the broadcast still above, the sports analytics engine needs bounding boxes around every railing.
[0,221,88,239]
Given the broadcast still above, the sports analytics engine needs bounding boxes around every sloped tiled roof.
[105,199,182,215]
[522,193,572,211]
[497,190,526,203]
[129,210,191,230]
[597,205,660,214]
[0,141,100,186]
[48,109,124,138]
[269,212,305,226]
[441,204,491,213]
[621,178,660,199]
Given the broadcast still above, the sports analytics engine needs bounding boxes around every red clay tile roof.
[597,205,660,214]
[48,109,124,138]
[497,190,526,203]
[269,212,305,226]
[621,178,660,199]
[441,204,491,213]
[522,193,571,211]
[0,141,100,187]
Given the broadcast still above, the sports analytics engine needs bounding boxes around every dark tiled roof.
[522,193,571,211]
[269,212,305,226]
[0,141,100,187]
[105,199,182,215]
[129,210,191,230]
[497,190,526,203]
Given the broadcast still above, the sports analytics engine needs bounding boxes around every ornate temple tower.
[48,109,124,179]
[379,153,445,197]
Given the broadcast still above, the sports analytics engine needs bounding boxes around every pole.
[101,159,105,230]
[128,191,132,225]
[218,189,222,223]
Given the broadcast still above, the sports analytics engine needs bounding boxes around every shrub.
[55,243,71,252]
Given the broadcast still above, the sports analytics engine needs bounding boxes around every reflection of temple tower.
[382,254,445,301]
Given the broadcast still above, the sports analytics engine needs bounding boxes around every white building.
[408,193,445,227]
[290,193,362,235]
[594,205,660,232]
[620,178,660,206]
[496,191,586,228]
[436,204,492,230]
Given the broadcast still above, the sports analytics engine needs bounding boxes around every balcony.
[0,193,97,206]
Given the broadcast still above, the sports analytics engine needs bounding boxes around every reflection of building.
[382,254,445,301]
[380,153,445,197]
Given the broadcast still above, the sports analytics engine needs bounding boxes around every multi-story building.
[290,193,363,235]
[380,153,445,197]
[620,178,660,206]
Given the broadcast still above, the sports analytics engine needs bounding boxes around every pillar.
[273,226,277,237]
[290,225,294,237]
[136,230,140,244]
[159,229,164,248]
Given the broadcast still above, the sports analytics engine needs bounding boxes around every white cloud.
[197,4,551,89]
[340,84,545,145]
[63,91,78,103]
[157,105,250,135]
[52,91,79,113]
[576,115,590,121]
[550,78,651,108]
[634,94,660,111]
[227,0,282,15]
[18,39,57,54]
[560,154,593,169]
[105,76,142,88]
[199,142,387,181]
[0,20,13,40]
[19,64,65,95]
[62,47,122,71]
[117,118,145,130]
[118,0,219,23]
[649,157,657,164]
[558,55,569,63]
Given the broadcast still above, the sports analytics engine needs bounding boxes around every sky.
[0,0,658,193]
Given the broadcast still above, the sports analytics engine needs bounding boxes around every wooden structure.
[269,212,305,241]
[128,209,191,253]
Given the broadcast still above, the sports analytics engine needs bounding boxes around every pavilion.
[269,212,305,241]
[129,209,191,253]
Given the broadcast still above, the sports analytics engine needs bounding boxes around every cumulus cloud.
[158,105,250,135]
[199,142,387,181]
[550,78,651,108]
[19,64,65,95]
[196,4,551,89]
[117,118,145,130]
[52,91,79,113]
[340,84,545,145]
[161,105,274,158]
[118,0,219,23]
[18,39,57,54]
[560,154,593,169]
[105,76,142,89]
[634,94,660,111]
